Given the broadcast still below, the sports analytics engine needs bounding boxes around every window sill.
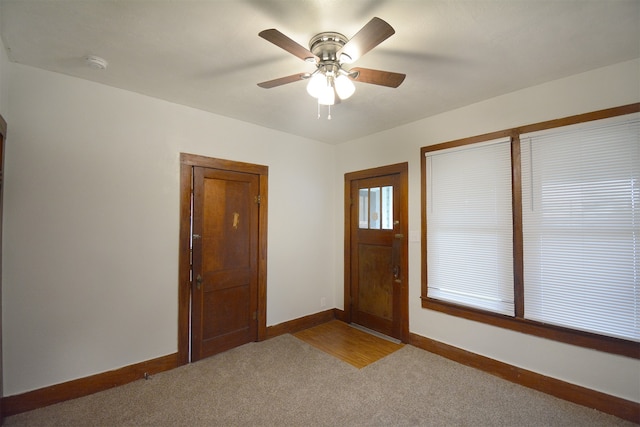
[421,297,639,359]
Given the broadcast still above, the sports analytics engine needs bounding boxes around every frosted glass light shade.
[318,84,335,105]
[306,73,326,98]
[335,74,355,100]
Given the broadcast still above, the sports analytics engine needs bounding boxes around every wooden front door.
[345,163,408,341]
[180,154,268,363]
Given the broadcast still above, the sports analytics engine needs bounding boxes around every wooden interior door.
[191,166,260,361]
[346,163,408,341]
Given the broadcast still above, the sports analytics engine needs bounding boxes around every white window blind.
[521,114,640,342]
[426,138,514,315]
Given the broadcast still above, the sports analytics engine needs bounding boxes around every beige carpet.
[5,334,635,426]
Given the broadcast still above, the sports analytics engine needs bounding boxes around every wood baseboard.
[333,308,346,322]
[2,353,178,417]
[6,315,634,423]
[408,333,640,424]
[266,309,337,338]
[2,309,341,418]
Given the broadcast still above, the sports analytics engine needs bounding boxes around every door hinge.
[252,311,258,320]
[255,195,261,204]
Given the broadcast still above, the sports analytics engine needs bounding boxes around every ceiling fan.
[257,17,406,117]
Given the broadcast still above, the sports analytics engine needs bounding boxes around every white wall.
[2,42,638,405]
[0,8,7,117]
[2,62,335,395]
[335,59,640,402]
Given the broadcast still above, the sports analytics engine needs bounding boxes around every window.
[521,117,639,342]
[359,186,393,230]
[421,104,640,357]
[425,138,514,315]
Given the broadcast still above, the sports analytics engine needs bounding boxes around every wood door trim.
[344,162,409,342]
[181,153,268,175]
[0,113,6,423]
[178,153,268,365]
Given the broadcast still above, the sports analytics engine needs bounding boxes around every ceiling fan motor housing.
[309,32,348,63]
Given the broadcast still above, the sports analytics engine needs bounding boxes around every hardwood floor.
[293,320,404,368]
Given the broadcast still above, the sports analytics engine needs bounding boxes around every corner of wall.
[0,30,10,119]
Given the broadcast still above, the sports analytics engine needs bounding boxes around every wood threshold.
[294,320,403,369]
[408,333,640,424]
[2,353,178,417]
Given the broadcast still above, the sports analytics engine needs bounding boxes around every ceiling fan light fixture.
[334,74,355,100]
[317,82,335,106]
[306,72,326,98]
[257,17,405,118]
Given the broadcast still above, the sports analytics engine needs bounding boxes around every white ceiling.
[1,0,638,144]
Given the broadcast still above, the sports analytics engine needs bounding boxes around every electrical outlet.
[320,297,326,308]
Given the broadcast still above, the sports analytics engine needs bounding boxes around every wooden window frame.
[420,103,640,359]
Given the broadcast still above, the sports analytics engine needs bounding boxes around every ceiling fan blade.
[349,67,406,88]
[257,73,309,88]
[337,17,395,63]
[259,29,318,62]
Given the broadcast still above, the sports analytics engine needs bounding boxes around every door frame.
[0,113,7,423]
[344,162,409,342]
[178,153,268,365]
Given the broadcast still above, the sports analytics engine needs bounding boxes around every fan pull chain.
[316,103,333,120]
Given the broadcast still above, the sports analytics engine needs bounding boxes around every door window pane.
[359,189,369,228]
[359,186,394,230]
[381,186,393,229]
[369,187,381,229]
